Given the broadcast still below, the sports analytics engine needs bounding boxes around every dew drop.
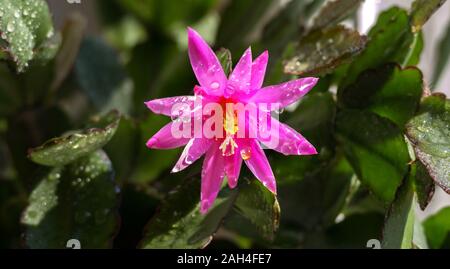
[240,147,251,160]
[6,22,15,32]
[210,81,220,89]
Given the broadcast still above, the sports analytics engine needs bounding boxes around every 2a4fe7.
[220,254,271,264]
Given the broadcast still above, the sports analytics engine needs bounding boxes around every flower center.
[219,102,239,156]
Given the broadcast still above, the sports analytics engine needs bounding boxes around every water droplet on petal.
[240,147,251,160]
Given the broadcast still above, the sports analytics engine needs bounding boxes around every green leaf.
[341,7,412,87]
[234,180,280,241]
[339,64,423,127]
[403,31,424,66]
[406,95,450,194]
[433,20,450,85]
[382,179,415,249]
[411,161,435,210]
[410,0,447,32]
[284,26,367,76]
[0,0,55,71]
[28,110,120,167]
[75,37,133,115]
[278,155,353,230]
[22,150,120,249]
[336,110,410,203]
[139,176,238,249]
[311,0,363,30]
[423,207,450,249]
[216,48,232,77]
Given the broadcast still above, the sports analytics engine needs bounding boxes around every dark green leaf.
[234,180,280,241]
[339,64,423,127]
[433,20,450,85]
[411,161,435,210]
[341,7,412,87]
[0,0,55,71]
[22,150,120,249]
[75,37,132,115]
[382,179,415,249]
[410,0,447,32]
[406,95,450,194]
[423,207,450,249]
[139,176,238,249]
[28,110,120,167]
[284,26,367,76]
[336,110,410,203]
[326,212,384,248]
[403,31,424,66]
[278,156,353,230]
[311,0,363,30]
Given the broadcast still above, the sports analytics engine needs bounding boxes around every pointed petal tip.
[146,137,157,148]
[300,143,318,155]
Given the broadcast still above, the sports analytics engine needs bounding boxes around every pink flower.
[145,28,318,213]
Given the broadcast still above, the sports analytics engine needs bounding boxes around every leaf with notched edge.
[22,150,120,249]
[28,110,120,167]
[139,176,238,249]
[339,64,423,127]
[336,110,410,203]
[406,95,450,194]
[284,26,367,76]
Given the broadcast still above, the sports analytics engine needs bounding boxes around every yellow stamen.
[219,135,238,156]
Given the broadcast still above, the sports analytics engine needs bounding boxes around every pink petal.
[243,140,277,194]
[146,122,190,149]
[259,116,317,155]
[188,28,227,96]
[224,152,243,189]
[172,138,213,173]
[227,47,252,96]
[200,142,226,214]
[145,96,197,117]
[251,51,268,89]
[250,77,318,109]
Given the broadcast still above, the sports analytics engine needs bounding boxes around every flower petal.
[201,142,226,214]
[243,140,277,194]
[188,27,227,96]
[227,47,252,96]
[251,51,268,89]
[172,138,213,173]
[224,152,243,189]
[259,116,317,155]
[145,96,197,117]
[250,77,318,109]
[146,122,190,149]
